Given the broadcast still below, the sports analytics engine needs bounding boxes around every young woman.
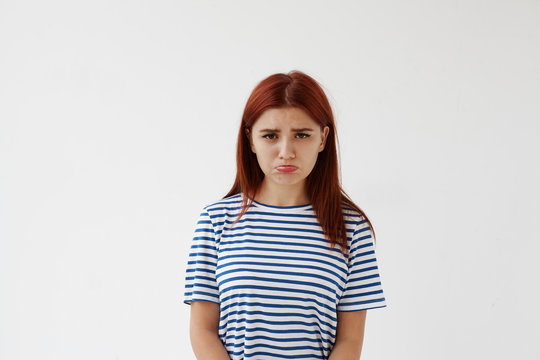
[184,70,387,360]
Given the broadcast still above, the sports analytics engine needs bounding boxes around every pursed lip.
[276,165,298,172]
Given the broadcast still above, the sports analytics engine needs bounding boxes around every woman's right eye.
[262,134,276,140]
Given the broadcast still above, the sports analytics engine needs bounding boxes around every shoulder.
[341,204,367,226]
[341,203,374,245]
[201,193,243,215]
[196,194,243,242]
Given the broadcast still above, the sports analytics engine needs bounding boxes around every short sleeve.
[337,217,387,312]
[183,209,220,305]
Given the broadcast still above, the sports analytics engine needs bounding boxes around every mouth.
[276,165,298,173]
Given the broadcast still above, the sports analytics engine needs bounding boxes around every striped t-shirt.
[183,193,387,360]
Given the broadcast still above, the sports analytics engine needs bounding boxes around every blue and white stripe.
[184,193,387,359]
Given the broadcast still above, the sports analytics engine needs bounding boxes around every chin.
[272,175,306,185]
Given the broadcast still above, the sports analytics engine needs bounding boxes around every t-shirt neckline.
[241,193,313,213]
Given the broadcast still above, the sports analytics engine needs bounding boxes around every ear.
[319,126,329,152]
[245,128,256,153]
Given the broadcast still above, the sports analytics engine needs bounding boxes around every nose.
[278,137,295,160]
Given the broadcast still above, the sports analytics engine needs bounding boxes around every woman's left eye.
[296,133,310,139]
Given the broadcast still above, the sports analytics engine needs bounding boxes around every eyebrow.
[258,128,314,133]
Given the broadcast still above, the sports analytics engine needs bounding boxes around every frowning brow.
[258,128,314,133]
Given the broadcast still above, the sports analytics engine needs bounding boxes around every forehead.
[252,107,318,129]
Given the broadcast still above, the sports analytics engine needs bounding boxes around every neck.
[253,178,310,206]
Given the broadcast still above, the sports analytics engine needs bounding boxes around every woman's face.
[246,107,329,188]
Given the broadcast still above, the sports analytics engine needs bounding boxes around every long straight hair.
[224,70,376,256]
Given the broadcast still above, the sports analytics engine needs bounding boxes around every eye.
[261,133,311,140]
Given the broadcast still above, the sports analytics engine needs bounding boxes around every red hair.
[224,70,376,256]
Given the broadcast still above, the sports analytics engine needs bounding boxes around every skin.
[245,106,330,207]
[329,310,367,359]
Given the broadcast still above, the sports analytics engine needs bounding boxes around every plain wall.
[1,0,539,359]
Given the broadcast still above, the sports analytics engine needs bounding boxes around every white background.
[1,0,539,359]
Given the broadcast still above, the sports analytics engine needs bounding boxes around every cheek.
[307,146,323,166]
[255,142,277,156]
[253,144,275,165]
[301,142,321,157]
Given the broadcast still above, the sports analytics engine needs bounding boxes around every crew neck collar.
[241,193,313,213]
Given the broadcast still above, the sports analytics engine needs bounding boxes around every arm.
[189,300,230,360]
[328,310,367,360]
